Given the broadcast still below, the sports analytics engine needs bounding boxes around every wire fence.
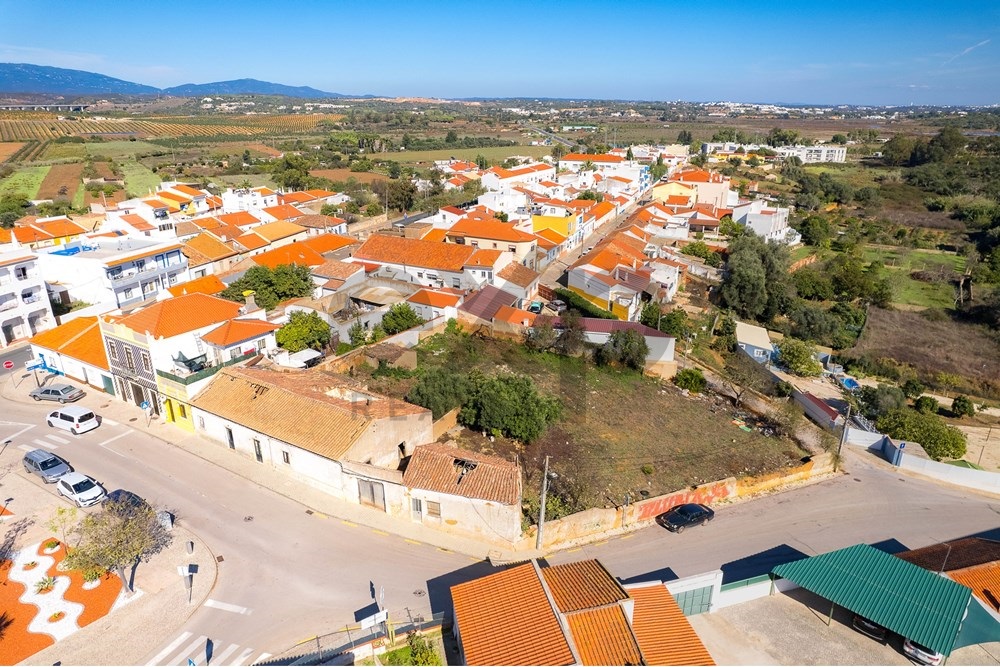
[256,610,446,666]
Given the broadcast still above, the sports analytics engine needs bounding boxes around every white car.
[903,638,944,666]
[47,406,100,435]
[57,471,106,507]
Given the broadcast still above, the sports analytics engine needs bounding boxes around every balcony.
[15,272,38,281]
[22,294,41,304]
[0,300,17,312]
[156,350,258,386]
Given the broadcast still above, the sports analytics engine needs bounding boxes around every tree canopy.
[720,233,792,322]
[876,408,967,460]
[380,303,424,335]
[220,264,314,311]
[776,337,823,376]
[276,311,331,353]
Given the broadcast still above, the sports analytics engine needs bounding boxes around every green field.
[803,163,888,189]
[40,142,87,161]
[71,183,86,208]
[385,144,552,165]
[85,141,167,159]
[212,173,280,190]
[0,165,49,199]
[120,160,162,197]
[861,245,966,309]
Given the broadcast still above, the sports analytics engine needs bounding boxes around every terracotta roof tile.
[301,233,356,254]
[497,262,539,288]
[312,259,362,280]
[421,228,447,242]
[897,538,1000,573]
[535,228,567,244]
[217,211,261,228]
[191,366,428,460]
[448,217,536,244]
[407,289,461,309]
[261,204,307,221]
[402,443,521,505]
[561,153,624,163]
[158,191,192,204]
[465,249,502,268]
[183,233,238,262]
[493,304,536,326]
[280,191,315,204]
[304,189,336,198]
[252,220,307,242]
[627,584,715,666]
[234,233,269,251]
[253,242,326,269]
[541,560,628,613]
[947,562,1000,611]
[113,293,243,339]
[167,274,226,297]
[200,318,280,348]
[170,184,205,197]
[29,316,108,371]
[451,562,574,667]
[32,217,87,238]
[565,605,642,666]
[120,214,156,232]
[354,234,475,273]
[294,214,346,230]
[0,226,53,244]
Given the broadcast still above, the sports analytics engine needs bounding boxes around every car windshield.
[57,386,75,395]
[39,458,62,470]
[910,640,935,654]
[71,479,95,493]
[678,505,697,516]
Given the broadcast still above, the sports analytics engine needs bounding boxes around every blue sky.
[1,0,997,105]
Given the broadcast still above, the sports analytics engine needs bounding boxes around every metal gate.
[673,585,713,615]
[359,479,385,511]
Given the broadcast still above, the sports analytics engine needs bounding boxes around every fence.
[257,610,445,666]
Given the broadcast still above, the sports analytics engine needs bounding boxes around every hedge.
[554,288,616,320]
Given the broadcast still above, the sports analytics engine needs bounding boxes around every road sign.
[2,360,12,370]
[900,442,906,449]
[25,360,43,370]
[141,401,150,411]
[360,609,388,630]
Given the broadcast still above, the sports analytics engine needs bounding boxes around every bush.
[554,288,615,319]
[952,395,977,418]
[380,303,424,335]
[901,378,926,399]
[876,408,967,460]
[859,383,908,419]
[641,464,654,476]
[774,380,794,398]
[914,396,939,414]
[406,368,471,420]
[776,338,823,376]
[459,372,560,443]
[674,368,707,393]
[595,329,649,370]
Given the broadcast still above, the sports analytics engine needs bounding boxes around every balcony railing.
[22,294,41,304]
[0,300,17,312]
[156,351,258,386]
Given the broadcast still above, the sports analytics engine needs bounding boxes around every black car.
[656,503,715,533]
[852,614,888,642]
[103,489,151,515]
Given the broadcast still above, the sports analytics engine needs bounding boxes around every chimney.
[243,290,258,312]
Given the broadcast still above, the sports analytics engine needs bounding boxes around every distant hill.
[0,63,159,95]
[162,78,342,98]
[0,63,350,98]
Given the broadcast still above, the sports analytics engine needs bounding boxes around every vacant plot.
[861,245,967,309]
[311,168,390,184]
[848,307,1000,397]
[803,163,884,189]
[0,164,49,199]
[85,140,167,159]
[242,142,284,158]
[376,144,552,166]
[119,160,162,197]
[358,332,808,510]
[36,162,84,200]
[38,141,86,161]
[0,141,25,161]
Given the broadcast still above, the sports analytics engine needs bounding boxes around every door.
[101,375,115,396]
[252,438,263,463]
[225,427,235,449]
[411,498,422,521]
[359,480,385,511]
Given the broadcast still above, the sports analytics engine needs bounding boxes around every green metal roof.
[772,544,974,657]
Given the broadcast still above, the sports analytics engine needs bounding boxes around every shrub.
[876,408,967,460]
[35,576,56,593]
[914,396,939,414]
[641,464,654,476]
[901,378,926,399]
[595,329,649,370]
[952,395,976,418]
[776,338,823,376]
[459,372,561,443]
[380,303,424,335]
[674,368,707,393]
[774,380,794,398]
[554,288,615,319]
[406,368,472,420]
[44,539,60,550]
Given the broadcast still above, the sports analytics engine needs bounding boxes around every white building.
[220,186,280,213]
[0,248,55,347]
[732,200,800,244]
[774,145,847,163]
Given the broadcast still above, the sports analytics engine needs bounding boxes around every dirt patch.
[36,162,83,200]
[0,142,26,161]
[243,142,283,158]
[311,168,389,184]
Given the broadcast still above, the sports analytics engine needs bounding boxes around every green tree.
[796,215,833,247]
[876,409,967,460]
[859,383,908,419]
[220,264,314,311]
[380,303,424,335]
[276,311,330,353]
[901,378,926,399]
[460,372,560,443]
[721,233,792,322]
[348,320,368,347]
[554,309,586,355]
[407,632,439,666]
[677,130,693,144]
[524,321,558,352]
[951,395,976,418]
[914,395,939,414]
[674,367,707,393]
[445,130,458,144]
[406,367,472,419]
[595,329,649,370]
[792,267,834,301]
[776,337,822,376]
[63,497,172,594]
[475,154,489,170]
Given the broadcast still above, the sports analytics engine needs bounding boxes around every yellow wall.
[651,181,694,203]
[532,214,576,238]
[162,397,195,432]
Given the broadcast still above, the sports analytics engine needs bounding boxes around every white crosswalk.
[23,433,74,450]
[146,632,272,666]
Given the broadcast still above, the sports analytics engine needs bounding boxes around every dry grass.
[848,307,1000,396]
[36,162,83,200]
[0,141,25,161]
[311,168,390,183]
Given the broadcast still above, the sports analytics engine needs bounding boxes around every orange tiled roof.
[252,220,307,242]
[157,190,192,204]
[671,168,726,184]
[300,233,356,254]
[535,228,566,244]
[294,214,346,230]
[170,184,205,197]
[541,560,629,613]
[253,242,326,269]
[493,304,536,326]
[947,562,1000,611]
[201,318,280,348]
[421,228,447,242]
[451,562,574,667]
[120,214,156,232]
[354,234,475,273]
[183,233,238,262]
[448,217,536,244]
[561,153,624,163]
[407,289,461,309]
[253,186,277,196]
[0,226,54,244]
[565,605,642,666]
[279,191,315,204]
[466,249,502,268]
[627,584,715,665]
[402,443,521,504]
[217,211,261,228]
[304,189,335,198]
[113,293,243,339]
[497,262,539,288]
[32,217,87,238]
[234,233,269,251]
[261,204,306,221]
[589,201,615,219]
[206,195,223,209]
[167,274,226,298]
[312,259,362,280]
[29,316,108,371]
[142,198,178,212]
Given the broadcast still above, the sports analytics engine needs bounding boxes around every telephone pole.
[536,456,551,550]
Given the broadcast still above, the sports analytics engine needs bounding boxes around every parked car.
[30,383,84,403]
[903,638,944,666]
[656,503,715,533]
[548,299,567,313]
[46,406,100,435]
[527,301,543,314]
[57,472,106,507]
[22,448,72,483]
[852,615,888,642]
[103,489,151,515]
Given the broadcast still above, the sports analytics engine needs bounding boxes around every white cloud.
[943,38,990,65]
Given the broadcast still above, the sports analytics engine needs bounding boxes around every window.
[124,348,135,372]
[282,451,290,464]
[107,342,118,360]
[124,288,133,299]
[141,353,151,372]
[470,241,478,248]
[198,416,205,429]
[417,272,423,279]
[255,338,266,352]
[452,278,461,288]
[178,404,187,419]
[426,501,441,518]
[508,245,516,253]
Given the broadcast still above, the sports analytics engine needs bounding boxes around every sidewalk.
[1,372,538,564]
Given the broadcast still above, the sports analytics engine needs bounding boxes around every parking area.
[689,588,1000,666]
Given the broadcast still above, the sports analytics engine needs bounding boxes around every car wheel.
[676,525,685,534]
[70,428,78,435]
[47,420,54,428]
[59,398,66,404]
[702,518,710,526]
[32,395,40,401]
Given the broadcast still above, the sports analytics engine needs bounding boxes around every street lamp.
[2,497,13,517]
[535,456,558,550]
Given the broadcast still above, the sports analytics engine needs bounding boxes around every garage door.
[674,585,713,615]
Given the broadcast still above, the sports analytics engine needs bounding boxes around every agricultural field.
[38,141,86,161]
[119,160,162,197]
[36,162,84,200]
[311,168,389,184]
[802,163,885,189]
[84,141,168,159]
[0,142,25,161]
[359,331,808,510]
[241,142,284,157]
[0,165,49,199]
[371,144,552,167]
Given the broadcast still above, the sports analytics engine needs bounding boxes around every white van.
[46,406,100,435]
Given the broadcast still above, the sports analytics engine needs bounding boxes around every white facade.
[732,200,800,244]
[0,249,55,347]
[774,145,847,163]
[220,187,280,213]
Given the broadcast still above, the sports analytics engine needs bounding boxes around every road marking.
[372,529,389,536]
[45,434,69,444]
[102,418,119,426]
[436,547,452,553]
[98,432,129,447]
[404,538,421,545]
[18,444,34,452]
[204,598,251,615]
[145,631,192,665]
[232,647,256,665]
[32,438,57,449]
[212,642,241,665]
[341,520,357,527]
[619,534,635,540]
[592,540,608,546]
[2,424,35,440]
[566,547,582,553]
[253,652,273,664]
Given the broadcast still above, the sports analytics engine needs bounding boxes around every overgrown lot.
[357,329,809,512]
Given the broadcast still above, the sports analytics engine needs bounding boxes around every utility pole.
[536,456,551,550]
[836,404,851,472]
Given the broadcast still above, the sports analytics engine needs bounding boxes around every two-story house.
[444,213,539,269]
[0,248,55,348]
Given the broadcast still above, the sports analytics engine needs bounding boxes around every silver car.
[57,471,106,507]
[30,383,85,403]
[22,448,72,483]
